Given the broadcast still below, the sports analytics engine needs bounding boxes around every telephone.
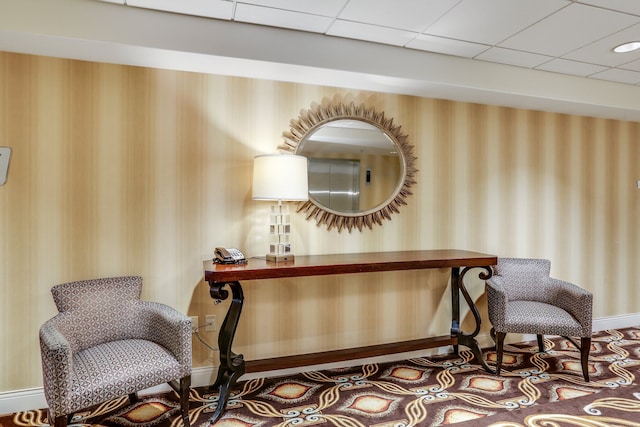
[214,247,247,264]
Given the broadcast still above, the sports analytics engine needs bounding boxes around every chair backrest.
[493,258,552,301]
[50,276,143,351]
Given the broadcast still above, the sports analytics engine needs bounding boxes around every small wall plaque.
[0,147,11,186]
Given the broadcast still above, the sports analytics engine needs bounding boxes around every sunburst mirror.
[278,101,417,232]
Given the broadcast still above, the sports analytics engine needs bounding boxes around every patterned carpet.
[4,328,640,427]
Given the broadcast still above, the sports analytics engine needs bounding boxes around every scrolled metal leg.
[452,265,496,374]
[208,362,245,424]
[207,281,245,424]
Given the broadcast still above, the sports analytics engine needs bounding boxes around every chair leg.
[537,334,545,353]
[581,337,591,382]
[49,411,67,427]
[495,331,506,376]
[490,327,497,346]
[179,375,191,427]
[168,375,191,426]
[128,392,138,404]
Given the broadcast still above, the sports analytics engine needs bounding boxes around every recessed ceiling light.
[613,41,640,53]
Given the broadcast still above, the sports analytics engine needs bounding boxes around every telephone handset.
[214,247,247,264]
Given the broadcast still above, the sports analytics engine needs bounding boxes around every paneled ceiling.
[103,0,640,86]
[3,0,640,121]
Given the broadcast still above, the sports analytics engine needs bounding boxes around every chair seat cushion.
[502,300,584,337]
[69,339,184,411]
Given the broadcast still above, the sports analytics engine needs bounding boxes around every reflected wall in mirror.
[278,101,417,232]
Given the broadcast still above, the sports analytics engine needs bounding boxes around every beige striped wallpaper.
[0,51,638,392]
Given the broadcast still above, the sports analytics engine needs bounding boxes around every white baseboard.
[0,388,47,418]
[593,313,640,331]
[2,313,638,416]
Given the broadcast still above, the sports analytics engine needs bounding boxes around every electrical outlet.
[205,315,216,332]
[189,316,199,333]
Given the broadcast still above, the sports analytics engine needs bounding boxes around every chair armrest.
[485,276,508,330]
[548,278,593,335]
[135,301,192,371]
[39,318,74,416]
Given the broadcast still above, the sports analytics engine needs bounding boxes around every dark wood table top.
[204,249,497,284]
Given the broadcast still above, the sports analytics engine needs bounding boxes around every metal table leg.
[207,281,245,424]
[451,266,495,373]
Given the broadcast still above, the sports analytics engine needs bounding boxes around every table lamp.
[252,154,308,262]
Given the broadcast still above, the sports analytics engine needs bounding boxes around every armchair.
[39,276,192,427]
[485,258,593,381]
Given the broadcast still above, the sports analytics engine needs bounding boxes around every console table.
[203,249,496,423]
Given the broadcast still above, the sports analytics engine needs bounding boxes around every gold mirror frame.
[278,102,417,232]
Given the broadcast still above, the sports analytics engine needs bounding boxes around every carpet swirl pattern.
[4,328,640,427]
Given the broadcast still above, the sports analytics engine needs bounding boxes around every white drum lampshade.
[252,154,309,201]
[252,154,308,262]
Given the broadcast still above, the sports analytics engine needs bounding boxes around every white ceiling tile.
[338,0,459,32]
[423,0,569,45]
[577,0,640,16]
[563,23,640,67]
[499,3,639,56]
[237,0,348,17]
[536,58,608,76]
[476,47,552,68]
[406,34,489,58]
[590,68,640,84]
[619,58,640,71]
[127,0,234,19]
[327,20,418,47]
[114,0,640,89]
[234,4,334,33]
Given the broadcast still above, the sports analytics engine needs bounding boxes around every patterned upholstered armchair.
[39,276,192,427]
[486,258,593,381]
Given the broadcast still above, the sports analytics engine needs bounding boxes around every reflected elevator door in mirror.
[308,158,360,213]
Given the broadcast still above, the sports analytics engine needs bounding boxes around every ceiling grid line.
[80,1,640,87]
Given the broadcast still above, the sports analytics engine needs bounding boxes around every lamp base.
[266,253,295,263]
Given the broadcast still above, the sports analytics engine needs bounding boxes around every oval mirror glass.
[298,120,401,214]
